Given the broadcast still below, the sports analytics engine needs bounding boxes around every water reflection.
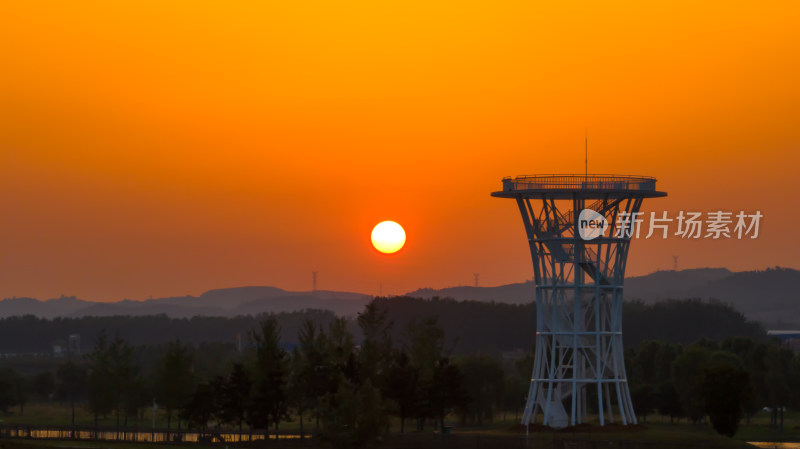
[1,428,308,443]
[749,443,800,449]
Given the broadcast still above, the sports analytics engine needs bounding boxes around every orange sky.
[1,2,798,301]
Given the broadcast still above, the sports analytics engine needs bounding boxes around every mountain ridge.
[0,287,371,319]
[1,267,797,325]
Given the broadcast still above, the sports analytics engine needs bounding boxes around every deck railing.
[502,175,657,193]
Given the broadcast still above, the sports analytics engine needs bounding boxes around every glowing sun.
[371,221,406,254]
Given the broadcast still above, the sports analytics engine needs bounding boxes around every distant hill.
[0,296,90,319]
[406,281,535,304]
[405,267,800,326]
[1,267,798,325]
[624,268,734,299]
[625,267,800,326]
[0,287,371,319]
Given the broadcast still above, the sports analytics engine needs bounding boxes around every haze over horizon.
[0,265,787,304]
[2,2,798,301]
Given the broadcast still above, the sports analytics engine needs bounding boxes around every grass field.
[437,411,797,445]
[4,402,799,448]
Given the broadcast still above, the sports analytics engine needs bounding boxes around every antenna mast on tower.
[585,129,588,179]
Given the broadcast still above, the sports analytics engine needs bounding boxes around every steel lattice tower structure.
[492,175,666,428]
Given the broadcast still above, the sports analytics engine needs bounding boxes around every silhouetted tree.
[32,371,55,401]
[56,361,87,428]
[86,331,116,426]
[357,301,393,386]
[720,337,766,424]
[383,349,420,433]
[290,319,332,434]
[221,363,251,436]
[428,357,468,432]
[156,340,195,432]
[655,381,683,423]
[182,380,223,435]
[249,318,290,435]
[458,355,504,425]
[407,317,447,430]
[0,368,21,414]
[790,354,800,418]
[327,317,355,369]
[699,360,750,437]
[318,376,388,449]
[631,384,656,423]
[672,344,711,424]
[408,318,446,382]
[108,336,141,428]
[764,344,792,430]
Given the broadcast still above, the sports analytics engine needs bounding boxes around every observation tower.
[492,175,666,428]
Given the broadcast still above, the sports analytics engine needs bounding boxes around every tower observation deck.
[492,174,666,429]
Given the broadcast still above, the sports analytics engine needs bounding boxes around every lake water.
[3,427,307,443]
[749,443,800,449]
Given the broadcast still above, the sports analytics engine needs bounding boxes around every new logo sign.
[578,209,608,240]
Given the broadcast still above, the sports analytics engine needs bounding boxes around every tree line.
[626,336,800,437]
[0,297,782,445]
[0,297,765,355]
[1,303,482,448]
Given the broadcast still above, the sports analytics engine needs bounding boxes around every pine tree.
[156,340,195,432]
[249,317,290,436]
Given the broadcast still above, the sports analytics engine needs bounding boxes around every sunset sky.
[1,2,798,301]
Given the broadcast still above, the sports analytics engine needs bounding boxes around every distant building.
[68,334,81,356]
[768,330,800,353]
